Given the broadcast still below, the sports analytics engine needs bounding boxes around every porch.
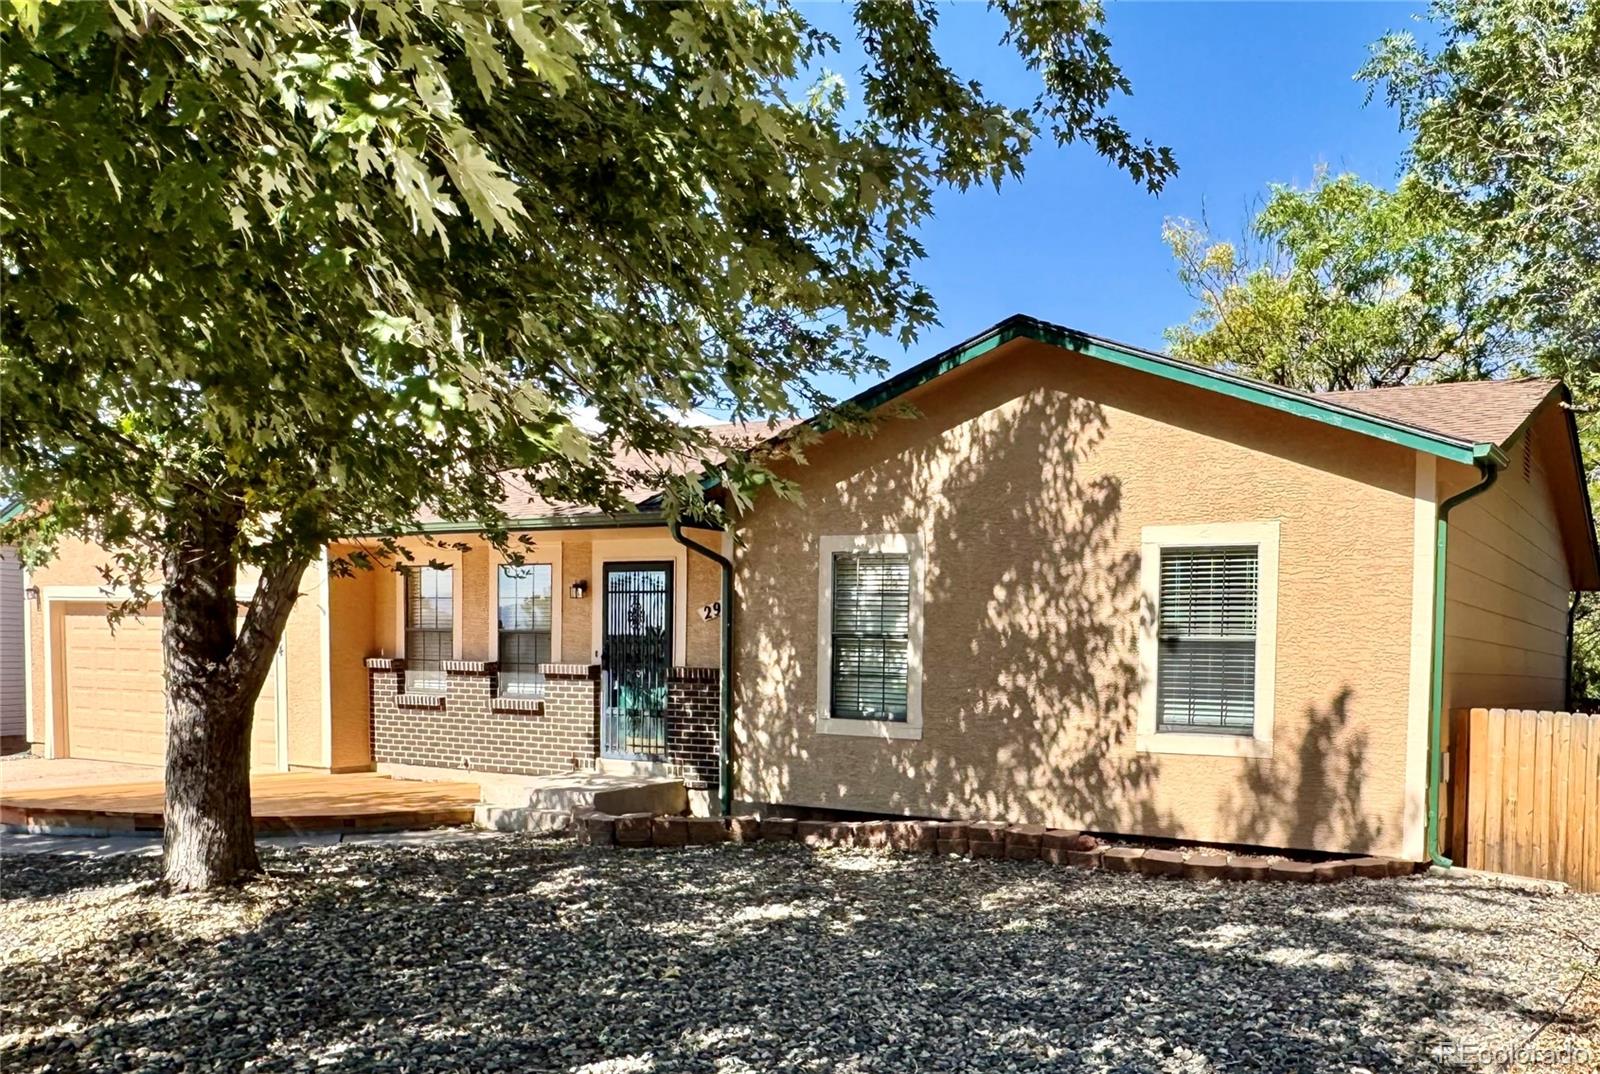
[0,762,482,835]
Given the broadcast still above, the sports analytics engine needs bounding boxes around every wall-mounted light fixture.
[569,579,588,600]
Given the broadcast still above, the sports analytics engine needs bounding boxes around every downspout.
[1426,459,1500,868]
[669,519,734,817]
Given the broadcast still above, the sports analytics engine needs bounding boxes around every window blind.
[498,564,552,698]
[1156,546,1258,733]
[404,566,453,695]
[830,551,910,720]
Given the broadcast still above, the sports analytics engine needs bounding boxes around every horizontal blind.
[404,566,453,694]
[498,565,552,698]
[831,551,910,720]
[1157,546,1257,733]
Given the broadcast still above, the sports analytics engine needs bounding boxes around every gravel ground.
[1,838,1595,1073]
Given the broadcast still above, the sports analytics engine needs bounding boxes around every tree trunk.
[161,504,310,892]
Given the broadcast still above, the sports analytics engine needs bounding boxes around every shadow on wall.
[1221,688,1383,854]
[737,386,1168,833]
[736,364,1382,854]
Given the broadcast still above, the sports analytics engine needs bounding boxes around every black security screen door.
[601,562,673,760]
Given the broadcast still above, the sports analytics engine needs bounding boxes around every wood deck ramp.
[0,772,482,834]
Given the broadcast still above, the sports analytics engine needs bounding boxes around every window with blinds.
[830,551,911,721]
[1156,546,1258,734]
[403,565,453,695]
[498,564,552,698]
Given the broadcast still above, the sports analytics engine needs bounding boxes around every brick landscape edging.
[574,813,1414,883]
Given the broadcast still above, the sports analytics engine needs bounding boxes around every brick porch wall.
[665,666,719,790]
[367,658,599,776]
[365,658,720,785]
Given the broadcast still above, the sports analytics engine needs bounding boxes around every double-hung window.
[497,564,553,698]
[815,533,924,739]
[403,565,453,695]
[1138,522,1278,758]
[1156,546,1259,733]
[829,550,911,721]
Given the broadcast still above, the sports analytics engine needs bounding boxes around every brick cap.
[668,665,720,682]
[395,693,446,709]
[442,660,496,674]
[539,663,599,679]
[365,657,405,670]
[490,697,544,714]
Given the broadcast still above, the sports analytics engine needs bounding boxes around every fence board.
[1483,709,1506,875]
[1467,707,1490,871]
[1450,708,1599,891]
[1534,712,1553,878]
[1551,714,1571,883]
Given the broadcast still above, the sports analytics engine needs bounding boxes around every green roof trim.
[0,499,25,526]
[849,315,1508,468]
[353,509,706,538]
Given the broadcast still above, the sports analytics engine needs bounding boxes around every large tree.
[0,0,1172,890]
[1364,0,1600,406]
[1162,172,1514,391]
[1166,0,1600,692]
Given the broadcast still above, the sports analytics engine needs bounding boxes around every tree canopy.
[1162,172,1512,391]
[1164,0,1600,695]
[2,0,1173,585]
[0,0,1172,888]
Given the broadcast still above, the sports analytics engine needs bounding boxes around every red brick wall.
[665,666,719,790]
[368,659,598,775]
[366,658,719,784]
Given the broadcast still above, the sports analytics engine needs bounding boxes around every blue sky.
[794,1,1432,402]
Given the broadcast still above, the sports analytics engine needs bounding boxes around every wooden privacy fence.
[1446,708,1600,891]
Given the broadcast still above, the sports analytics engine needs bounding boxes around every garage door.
[60,602,282,768]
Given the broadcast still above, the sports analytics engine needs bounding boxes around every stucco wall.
[327,556,376,771]
[732,337,1421,857]
[1442,406,1574,714]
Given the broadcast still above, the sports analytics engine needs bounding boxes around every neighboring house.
[20,315,1599,861]
[1,499,26,753]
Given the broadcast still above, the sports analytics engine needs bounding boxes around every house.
[18,315,1598,861]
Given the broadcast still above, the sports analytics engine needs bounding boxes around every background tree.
[1167,0,1600,694]
[0,0,1173,890]
[1162,172,1513,391]
[1366,0,1600,698]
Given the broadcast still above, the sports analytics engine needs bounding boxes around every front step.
[472,771,688,833]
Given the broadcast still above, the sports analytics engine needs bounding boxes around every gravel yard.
[2,837,1595,1073]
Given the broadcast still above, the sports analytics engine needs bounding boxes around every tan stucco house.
[19,315,1599,862]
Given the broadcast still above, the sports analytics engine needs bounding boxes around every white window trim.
[815,533,925,741]
[487,542,563,666]
[395,555,463,694]
[1136,521,1279,759]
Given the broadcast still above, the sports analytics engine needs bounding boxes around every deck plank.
[0,772,481,830]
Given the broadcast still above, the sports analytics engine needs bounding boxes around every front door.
[601,562,673,760]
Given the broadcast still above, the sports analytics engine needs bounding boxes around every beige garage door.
[59,603,281,769]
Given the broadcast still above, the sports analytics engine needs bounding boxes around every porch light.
[569,579,588,600]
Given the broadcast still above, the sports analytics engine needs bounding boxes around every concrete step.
[473,805,576,833]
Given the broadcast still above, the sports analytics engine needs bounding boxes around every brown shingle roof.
[1313,378,1559,447]
[414,418,795,525]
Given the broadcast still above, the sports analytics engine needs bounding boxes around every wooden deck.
[0,772,482,834]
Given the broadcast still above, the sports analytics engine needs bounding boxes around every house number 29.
[700,601,721,622]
